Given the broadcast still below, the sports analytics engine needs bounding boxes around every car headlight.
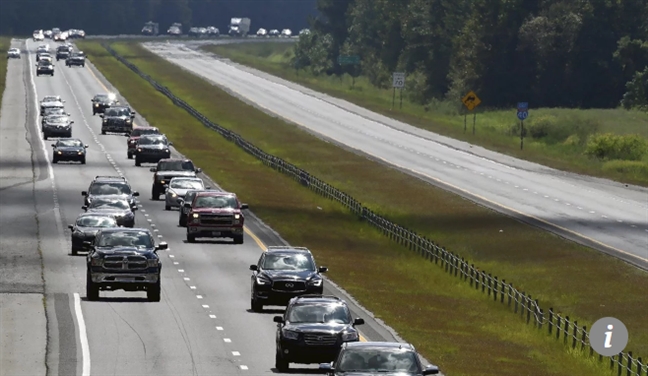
[137,148,142,152]
[159,180,166,185]
[126,119,132,123]
[308,278,322,287]
[78,151,83,155]
[164,149,169,153]
[282,330,299,340]
[234,214,241,220]
[57,151,62,155]
[94,103,98,107]
[342,331,359,341]
[147,258,160,267]
[90,255,103,266]
[192,213,199,218]
[255,275,271,285]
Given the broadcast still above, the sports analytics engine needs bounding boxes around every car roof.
[92,177,128,183]
[265,247,312,255]
[158,158,191,163]
[134,126,158,130]
[290,295,345,306]
[56,138,82,142]
[194,191,234,197]
[97,227,152,234]
[140,134,166,139]
[170,176,200,181]
[76,212,117,219]
[344,342,415,350]
[89,194,129,201]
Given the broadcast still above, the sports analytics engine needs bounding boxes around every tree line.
[0,0,317,37]
[294,0,648,110]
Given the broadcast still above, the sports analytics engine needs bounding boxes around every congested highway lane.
[143,42,648,268]
[22,39,411,375]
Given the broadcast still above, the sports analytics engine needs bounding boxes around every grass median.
[76,40,644,375]
[202,42,648,187]
[0,37,11,115]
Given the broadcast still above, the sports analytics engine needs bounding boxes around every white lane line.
[157,235,163,238]
[577,207,582,210]
[197,295,203,299]
[202,305,209,308]
[190,286,196,289]
[232,351,240,356]
[216,326,223,330]
[150,223,156,227]
[153,229,159,232]
[602,215,608,218]
[147,219,152,222]
[184,277,190,281]
[631,225,636,228]
[173,262,179,265]
[73,293,91,376]
[224,338,231,343]
[209,314,217,319]
[178,269,184,273]
[240,365,248,370]
[590,211,596,214]
[169,255,175,258]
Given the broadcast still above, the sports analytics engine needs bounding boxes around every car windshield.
[139,136,166,145]
[105,108,130,116]
[131,128,158,137]
[95,95,108,101]
[76,216,116,228]
[158,160,195,171]
[38,60,51,66]
[193,195,237,209]
[57,139,82,147]
[72,53,83,57]
[287,303,350,324]
[262,253,314,271]
[44,108,65,115]
[170,179,203,189]
[337,349,419,373]
[48,116,68,122]
[89,198,130,210]
[42,96,60,102]
[89,182,131,195]
[97,230,153,248]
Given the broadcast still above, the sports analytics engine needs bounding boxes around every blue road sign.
[517,102,529,111]
[517,111,529,120]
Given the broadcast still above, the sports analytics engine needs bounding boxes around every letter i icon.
[604,324,614,348]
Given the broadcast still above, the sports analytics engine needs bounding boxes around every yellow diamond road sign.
[462,91,481,111]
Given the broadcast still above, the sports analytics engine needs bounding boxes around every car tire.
[233,235,244,244]
[251,298,263,312]
[101,130,106,135]
[165,204,171,211]
[151,187,159,200]
[52,157,57,164]
[71,246,77,256]
[81,157,86,165]
[187,233,196,243]
[127,152,132,159]
[275,352,289,371]
[86,272,99,301]
[43,135,48,140]
[135,158,141,167]
[179,217,186,227]
[147,280,161,302]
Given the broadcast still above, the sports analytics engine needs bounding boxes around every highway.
[0,38,430,375]
[143,41,648,269]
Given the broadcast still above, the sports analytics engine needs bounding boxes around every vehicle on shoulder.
[91,93,119,115]
[185,191,248,243]
[85,228,165,301]
[319,342,440,375]
[273,295,365,371]
[164,177,205,211]
[42,115,72,140]
[134,134,172,166]
[51,138,87,164]
[82,175,139,209]
[66,51,85,67]
[68,213,118,255]
[7,48,21,59]
[36,59,54,77]
[100,106,136,135]
[250,246,328,312]
[126,126,160,159]
[149,158,201,200]
[82,196,136,228]
[55,45,72,61]
[177,189,212,227]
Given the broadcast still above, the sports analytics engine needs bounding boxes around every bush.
[602,160,648,177]
[527,115,559,139]
[585,133,648,161]
[526,114,600,144]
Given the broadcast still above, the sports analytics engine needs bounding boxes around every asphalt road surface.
[1,39,439,375]
[142,41,648,269]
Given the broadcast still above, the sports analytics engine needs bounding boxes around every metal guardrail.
[99,42,647,376]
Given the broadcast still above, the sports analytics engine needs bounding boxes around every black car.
[52,138,88,164]
[319,342,440,376]
[42,115,73,140]
[273,295,365,371]
[150,158,201,200]
[82,175,140,209]
[36,59,54,76]
[55,45,71,61]
[177,189,212,226]
[41,108,70,128]
[68,213,118,255]
[85,228,166,301]
[250,246,328,312]
[66,52,85,67]
[91,93,119,115]
[82,195,136,228]
[100,106,135,135]
[134,134,172,166]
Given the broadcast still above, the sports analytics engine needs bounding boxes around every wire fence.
[99,42,647,376]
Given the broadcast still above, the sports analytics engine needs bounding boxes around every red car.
[126,126,160,159]
[186,191,248,244]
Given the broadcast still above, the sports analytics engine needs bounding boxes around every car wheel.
[251,298,263,312]
[275,352,289,371]
[179,217,186,227]
[135,158,141,167]
[151,188,159,200]
[52,157,57,164]
[165,204,171,211]
[43,135,48,140]
[101,130,106,135]
[81,157,86,165]
[71,246,77,256]
[86,272,99,301]
[147,280,161,302]
[233,235,244,244]
[127,152,132,159]
[187,233,196,243]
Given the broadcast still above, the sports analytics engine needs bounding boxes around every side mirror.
[168,142,173,146]
[273,316,284,324]
[51,144,56,147]
[240,203,249,210]
[131,111,136,115]
[131,206,138,211]
[132,191,140,197]
[124,134,130,137]
[195,168,202,173]
[84,145,88,148]
[422,365,440,375]
[81,191,87,196]
[149,167,156,172]
[319,363,333,372]
[353,318,365,326]
[67,113,71,116]
[99,114,103,118]
[249,265,258,271]
[81,205,87,210]
[69,120,74,124]
[163,184,169,189]
[156,242,168,250]
[67,224,74,230]
[183,202,191,208]
[318,266,328,273]
[205,186,211,189]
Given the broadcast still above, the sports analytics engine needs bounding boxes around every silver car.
[164,177,206,211]
[7,48,20,59]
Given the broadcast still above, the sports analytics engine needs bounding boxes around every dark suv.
[134,134,172,166]
[91,93,119,115]
[319,342,440,375]
[273,295,365,371]
[250,246,328,312]
[100,106,136,135]
[55,45,71,61]
[127,126,160,159]
[149,158,201,200]
[85,228,166,301]
[82,175,139,209]
[66,52,85,67]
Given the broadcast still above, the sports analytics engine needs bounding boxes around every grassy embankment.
[202,42,648,187]
[0,37,11,115]
[76,40,646,376]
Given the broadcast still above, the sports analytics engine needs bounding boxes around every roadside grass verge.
[202,42,648,187]
[0,36,11,116]
[77,40,643,375]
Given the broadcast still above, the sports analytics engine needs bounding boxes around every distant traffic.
[139,19,308,39]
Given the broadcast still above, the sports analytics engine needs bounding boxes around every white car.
[38,44,50,52]
[299,29,310,36]
[269,29,280,37]
[7,48,20,59]
[33,30,44,41]
[281,29,292,37]
[256,28,267,36]
[164,177,206,210]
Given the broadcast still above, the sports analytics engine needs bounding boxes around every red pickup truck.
[186,191,249,244]
[126,126,160,159]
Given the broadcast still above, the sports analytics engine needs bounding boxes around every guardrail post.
[636,357,643,376]
[564,316,570,344]
[627,352,633,376]
[581,325,586,351]
[500,280,505,303]
[556,314,562,340]
[572,321,578,349]
[538,308,544,330]
[526,295,532,324]
[507,283,513,307]
[492,276,498,300]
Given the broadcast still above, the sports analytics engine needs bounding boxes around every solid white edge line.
[73,293,91,376]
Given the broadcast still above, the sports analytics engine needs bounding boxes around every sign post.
[337,55,360,87]
[517,102,529,150]
[461,91,481,133]
[392,72,405,110]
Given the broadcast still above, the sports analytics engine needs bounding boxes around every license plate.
[211,231,221,236]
